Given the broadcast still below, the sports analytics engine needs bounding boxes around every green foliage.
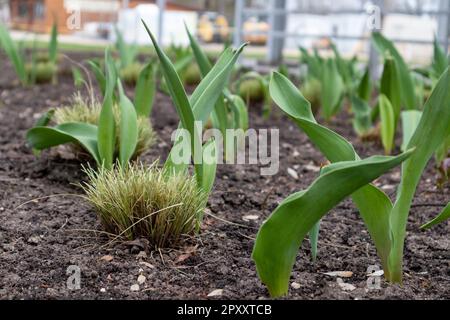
[320,58,344,120]
[0,24,28,85]
[134,63,156,117]
[26,50,154,167]
[380,57,401,126]
[114,26,138,69]
[379,95,395,155]
[48,21,58,65]
[372,32,417,109]
[351,95,373,138]
[142,19,245,192]
[357,67,372,102]
[401,110,422,152]
[431,37,449,83]
[82,162,208,248]
[72,66,85,88]
[421,203,450,230]
[119,62,144,86]
[253,69,450,297]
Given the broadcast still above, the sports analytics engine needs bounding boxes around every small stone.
[136,251,147,259]
[99,255,114,262]
[337,278,356,292]
[100,288,106,293]
[139,262,155,269]
[287,168,299,180]
[304,163,320,173]
[324,271,353,278]
[207,289,223,297]
[27,236,40,245]
[130,284,140,292]
[291,282,301,289]
[293,150,300,157]
[242,215,259,222]
[367,270,384,277]
[137,275,146,285]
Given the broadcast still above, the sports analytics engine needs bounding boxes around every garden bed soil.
[0,52,449,300]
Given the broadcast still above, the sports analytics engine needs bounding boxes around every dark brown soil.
[0,52,449,300]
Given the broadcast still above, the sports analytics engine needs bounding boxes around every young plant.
[320,58,344,120]
[378,94,395,155]
[351,94,373,138]
[0,24,28,85]
[253,68,449,297]
[184,24,249,159]
[79,22,246,248]
[372,32,417,109]
[237,71,271,118]
[26,50,152,168]
[0,22,59,85]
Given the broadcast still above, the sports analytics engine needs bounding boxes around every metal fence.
[233,0,450,65]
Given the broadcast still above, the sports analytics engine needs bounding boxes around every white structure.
[115,4,198,46]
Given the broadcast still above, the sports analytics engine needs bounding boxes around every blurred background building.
[0,0,448,64]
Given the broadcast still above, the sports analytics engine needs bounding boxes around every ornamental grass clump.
[82,163,207,248]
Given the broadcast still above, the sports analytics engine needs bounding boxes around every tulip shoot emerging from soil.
[26,50,150,168]
[0,21,59,86]
[253,68,450,297]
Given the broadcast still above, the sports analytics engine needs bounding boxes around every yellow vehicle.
[197,13,230,43]
[243,17,269,45]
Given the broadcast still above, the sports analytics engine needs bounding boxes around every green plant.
[379,94,395,155]
[114,25,138,70]
[0,22,58,85]
[26,50,148,168]
[401,110,422,152]
[184,24,249,160]
[237,71,271,117]
[26,61,57,84]
[0,24,28,85]
[71,66,85,88]
[357,67,372,102]
[421,203,450,230]
[79,21,245,248]
[299,77,321,113]
[142,20,246,188]
[82,162,208,248]
[52,94,154,158]
[183,63,202,85]
[372,32,417,110]
[320,58,345,120]
[253,68,449,297]
[351,94,373,138]
[430,37,449,85]
[119,62,143,85]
